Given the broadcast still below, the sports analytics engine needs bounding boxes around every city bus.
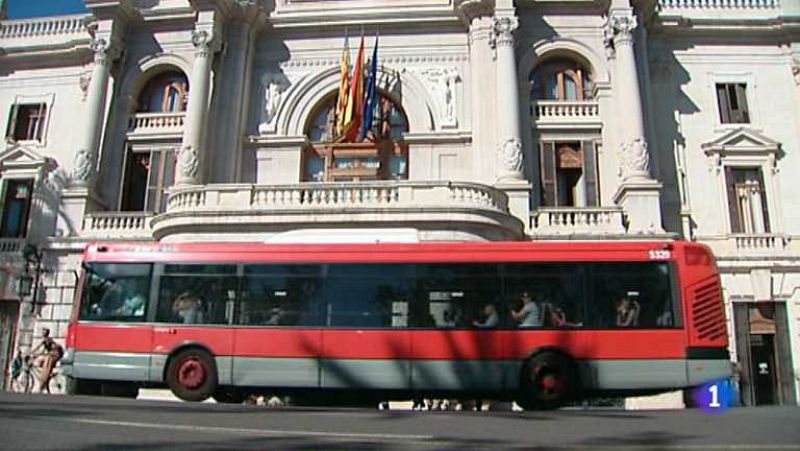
[61,240,731,409]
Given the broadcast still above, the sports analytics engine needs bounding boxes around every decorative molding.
[276,53,468,71]
[409,67,461,129]
[618,137,650,180]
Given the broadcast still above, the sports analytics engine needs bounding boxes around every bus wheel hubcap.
[177,358,205,388]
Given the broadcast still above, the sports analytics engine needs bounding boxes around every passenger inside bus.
[172,291,204,324]
[511,291,543,328]
[615,295,640,327]
[472,303,499,328]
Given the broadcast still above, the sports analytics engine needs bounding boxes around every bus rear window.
[79,263,153,322]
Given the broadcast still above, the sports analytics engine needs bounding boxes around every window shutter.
[755,169,770,233]
[716,84,731,124]
[734,83,750,123]
[540,141,556,206]
[725,167,742,233]
[5,103,19,139]
[582,140,598,207]
[36,103,47,141]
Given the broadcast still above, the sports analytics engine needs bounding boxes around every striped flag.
[359,34,379,141]
[334,33,350,137]
[343,34,365,142]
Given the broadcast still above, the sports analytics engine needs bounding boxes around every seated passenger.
[511,291,542,328]
[616,296,640,327]
[472,303,499,329]
[172,291,203,324]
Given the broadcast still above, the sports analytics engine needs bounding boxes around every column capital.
[604,9,637,52]
[191,29,222,57]
[89,36,122,66]
[456,0,494,23]
[490,14,519,51]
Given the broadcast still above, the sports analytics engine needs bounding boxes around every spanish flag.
[343,34,365,142]
[334,33,350,137]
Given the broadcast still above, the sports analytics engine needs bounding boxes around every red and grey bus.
[62,240,730,409]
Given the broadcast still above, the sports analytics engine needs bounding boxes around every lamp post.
[16,243,43,313]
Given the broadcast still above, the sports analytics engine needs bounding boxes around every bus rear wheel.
[517,352,579,410]
[166,348,218,402]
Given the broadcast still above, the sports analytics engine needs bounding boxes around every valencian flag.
[343,33,365,142]
[334,33,350,137]
[359,34,379,141]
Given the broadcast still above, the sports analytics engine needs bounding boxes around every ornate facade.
[0,0,798,406]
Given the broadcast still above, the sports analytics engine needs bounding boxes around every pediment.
[702,127,780,156]
[0,141,54,171]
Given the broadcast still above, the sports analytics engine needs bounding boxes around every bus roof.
[82,240,711,264]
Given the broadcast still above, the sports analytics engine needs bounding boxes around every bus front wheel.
[166,348,218,402]
[517,352,579,410]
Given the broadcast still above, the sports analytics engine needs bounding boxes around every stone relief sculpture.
[258,72,292,133]
[178,144,199,180]
[619,137,650,181]
[414,67,460,128]
[72,148,94,185]
[498,137,523,179]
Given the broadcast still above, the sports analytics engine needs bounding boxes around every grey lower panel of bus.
[68,351,728,392]
[71,352,151,382]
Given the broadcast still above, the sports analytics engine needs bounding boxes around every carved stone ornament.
[414,67,461,128]
[79,72,91,100]
[262,74,286,125]
[490,15,518,51]
[619,137,650,180]
[792,62,800,86]
[72,147,94,185]
[191,29,218,57]
[89,37,118,65]
[605,12,637,49]
[178,144,199,179]
[497,136,524,179]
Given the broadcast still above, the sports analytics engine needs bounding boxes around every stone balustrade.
[127,112,186,135]
[167,181,509,213]
[734,233,790,250]
[698,233,796,259]
[0,238,25,254]
[659,0,778,7]
[530,207,627,236]
[83,212,154,239]
[155,181,520,241]
[0,15,87,39]
[531,101,600,128]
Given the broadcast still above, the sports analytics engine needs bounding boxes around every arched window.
[302,93,409,182]
[137,71,189,113]
[529,58,593,102]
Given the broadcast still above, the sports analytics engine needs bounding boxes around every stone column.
[71,37,119,188]
[606,5,665,234]
[459,0,495,184]
[177,28,220,186]
[492,11,524,182]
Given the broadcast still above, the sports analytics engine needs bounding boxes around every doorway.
[733,302,797,406]
[0,301,20,390]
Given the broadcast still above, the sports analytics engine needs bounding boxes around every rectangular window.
[416,263,500,328]
[540,140,598,207]
[155,264,238,325]
[725,167,770,234]
[716,83,750,124]
[240,264,324,327]
[587,262,677,329]
[325,264,415,327]
[0,179,34,238]
[120,148,175,213]
[79,263,152,322]
[5,103,47,142]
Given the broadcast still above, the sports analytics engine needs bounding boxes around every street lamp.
[16,243,43,312]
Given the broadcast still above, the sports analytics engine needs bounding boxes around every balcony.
[699,233,796,260]
[126,112,186,140]
[658,0,781,24]
[0,15,90,56]
[530,207,627,237]
[83,212,154,240]
[0,238,25,254]
[152,181,524,241]
[531,101,601,130]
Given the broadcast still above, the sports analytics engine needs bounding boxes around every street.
[0,391,798,450]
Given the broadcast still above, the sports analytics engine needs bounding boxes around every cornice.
[274,53,469,70]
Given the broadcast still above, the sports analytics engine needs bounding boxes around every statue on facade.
[71,148,93,186]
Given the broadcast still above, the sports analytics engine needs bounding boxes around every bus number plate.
[649,250,671,260]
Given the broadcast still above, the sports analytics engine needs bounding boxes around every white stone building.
[0,0,797,406]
